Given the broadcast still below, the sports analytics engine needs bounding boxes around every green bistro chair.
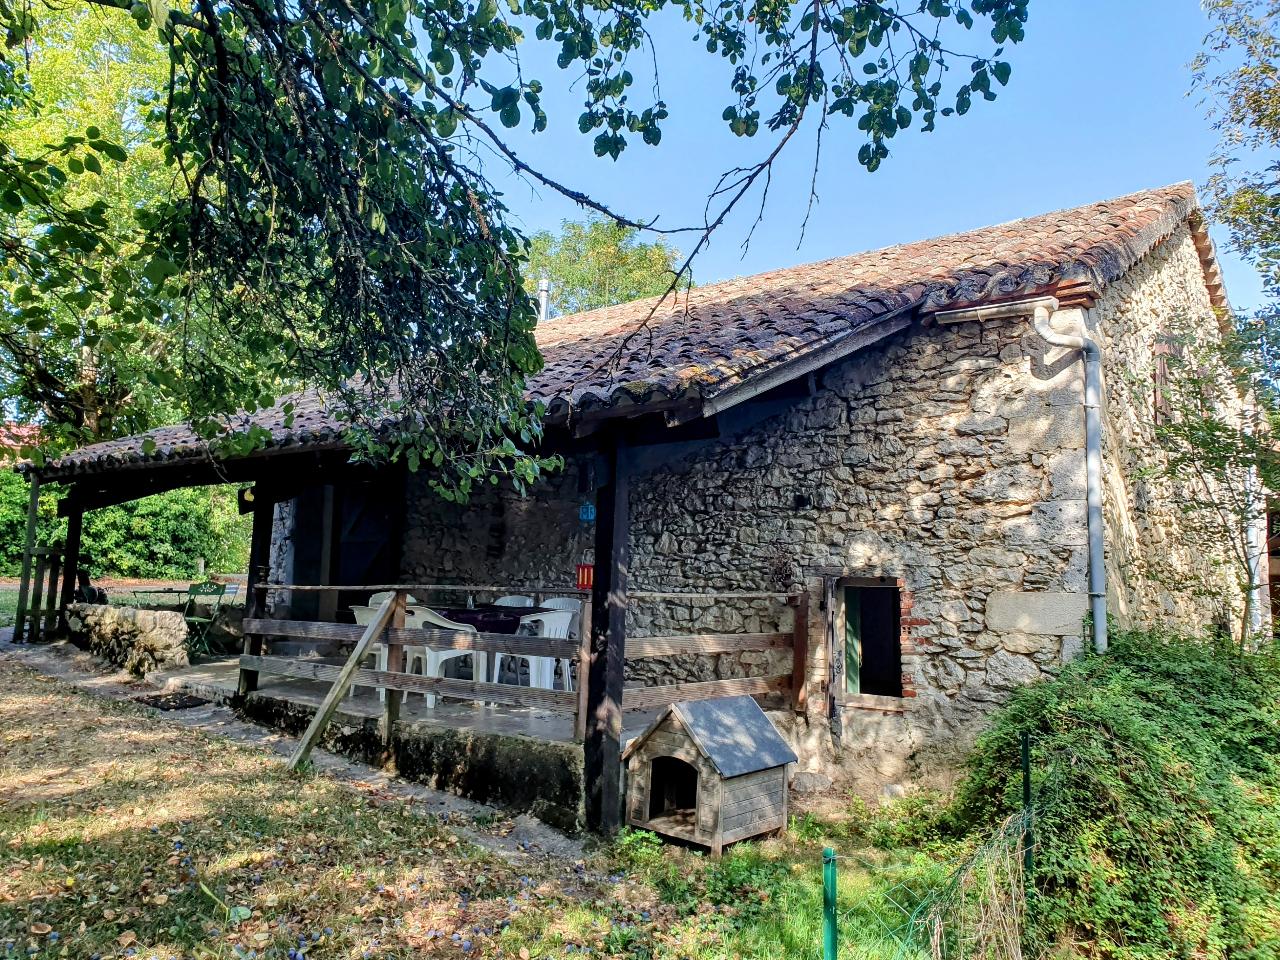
[182,581,227,655]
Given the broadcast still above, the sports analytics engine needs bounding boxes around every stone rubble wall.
[397,311,1091,789]
[393,227,1232,794]
[1091,224,1247,632]
[66,602,190,676]
[624,313,1090,789]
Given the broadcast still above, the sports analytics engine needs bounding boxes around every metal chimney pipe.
[536,276,550,325]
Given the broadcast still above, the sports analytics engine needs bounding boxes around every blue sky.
[490,0,1267,312]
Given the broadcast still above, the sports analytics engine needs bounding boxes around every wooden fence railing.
[620,590,809,713]
[15,544,64,643]
[236,584,809,767]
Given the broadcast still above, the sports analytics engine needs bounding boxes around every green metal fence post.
[823,847,838,960]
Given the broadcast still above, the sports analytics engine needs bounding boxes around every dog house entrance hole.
[648,756,699,829]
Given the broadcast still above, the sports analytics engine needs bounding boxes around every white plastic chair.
[494,595,535,607]
[349,600,473,707]
[540,597,583,638]
[407,606,487,708]
[495,610,575,692]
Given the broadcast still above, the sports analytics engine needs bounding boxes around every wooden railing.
[237,583,808,768]
[15,544,64,643]
[239,585,593,762]
[621,590,809,714]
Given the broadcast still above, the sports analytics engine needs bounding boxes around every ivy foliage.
[945,629,1280,959]
[3,0,1026,499]
[0,470,250,579]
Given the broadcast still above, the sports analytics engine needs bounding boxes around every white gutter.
[933,295,1109,656]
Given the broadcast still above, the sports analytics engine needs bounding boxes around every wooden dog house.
[623,696,797,855]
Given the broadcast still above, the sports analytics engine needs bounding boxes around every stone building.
[27,182,1252,800]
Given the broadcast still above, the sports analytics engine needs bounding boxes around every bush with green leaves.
[0,470,249,579]
[945,629,1280,959]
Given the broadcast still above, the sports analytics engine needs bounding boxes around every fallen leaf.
[117,931,136,947]
[520,949,531,959]
[152,894,168,905]
[29,923,51,935]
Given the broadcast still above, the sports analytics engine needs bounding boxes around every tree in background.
[0,6,268,446]
[525,219,683,318]
[1143,320,1277,644]
[2,0,1028,498]
[1189,1,1280,641]
[0,471,250,578]
[1197,1,1280,293]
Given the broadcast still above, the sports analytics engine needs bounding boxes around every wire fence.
[823,733,1037,960]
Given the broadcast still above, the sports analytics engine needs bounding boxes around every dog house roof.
[625,696,797,778]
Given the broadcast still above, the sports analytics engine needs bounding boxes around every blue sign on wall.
[579,502,597,523]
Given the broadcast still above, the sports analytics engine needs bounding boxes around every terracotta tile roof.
[34,182,1220,479]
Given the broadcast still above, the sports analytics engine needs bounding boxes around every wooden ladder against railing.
[287,592,398,771]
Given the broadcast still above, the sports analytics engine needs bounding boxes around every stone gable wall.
[1090,224,1247,631]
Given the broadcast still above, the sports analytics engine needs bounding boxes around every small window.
[843,583,902,698]
[1153,335,1179,426]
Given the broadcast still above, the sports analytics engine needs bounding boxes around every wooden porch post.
[585,437,629,834]
[58,504,84,633]
[380,590,408,769]
[317,484,339,623]
[237,494,275,699]
[790,590,810,714]
[13,475,40,643]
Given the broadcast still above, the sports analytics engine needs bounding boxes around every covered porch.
[11,418,811,834]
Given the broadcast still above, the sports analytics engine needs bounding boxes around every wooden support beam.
[41,549,59,635]
[316,485,338,622]
[237,496,275,699]
[28,554,47,643]
[58,507,83,633]
[790,590,810,714]
[287,594,396,771]
[13,476,40,643]
[574,597,593,741]
[585,438,629,834]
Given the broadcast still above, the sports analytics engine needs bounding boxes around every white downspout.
[1032,303,1109,655]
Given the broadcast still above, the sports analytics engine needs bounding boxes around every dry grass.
[0,657,960,960]
[0,659,671,959]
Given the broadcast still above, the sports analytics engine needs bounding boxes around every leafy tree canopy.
[525,218,683,318]
[2,0,1029,498]
[1197,0,1280,292]
[0,4,267,446]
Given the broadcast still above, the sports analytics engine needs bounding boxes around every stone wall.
[399,458,591,589]
[622,313,1090,789]
[1091,224,1247,632]
[66,603,190,676]
[396,311,1090,789]
[390,226,1234,794]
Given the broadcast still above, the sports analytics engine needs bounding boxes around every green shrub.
[946,628,1280,959]
[0,470,250,579]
